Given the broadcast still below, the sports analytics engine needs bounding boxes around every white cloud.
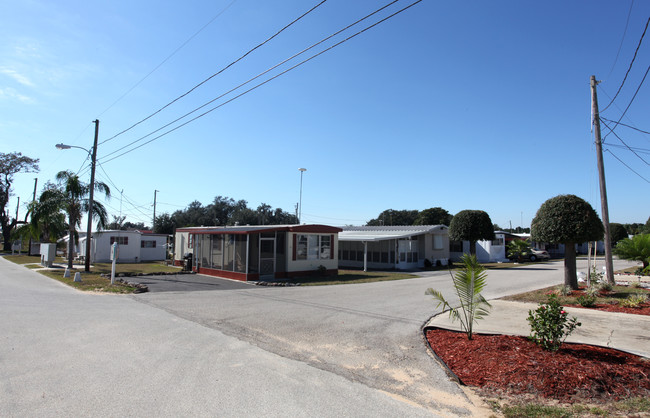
[0,67,35,87]
[0,87,33,103]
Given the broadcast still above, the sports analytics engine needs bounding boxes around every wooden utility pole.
[591,75,615,285]
[153,189,159,232]
[27,178,37,256]
[85,120,99,273]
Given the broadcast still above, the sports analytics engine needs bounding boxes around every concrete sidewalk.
[426,299,650,358]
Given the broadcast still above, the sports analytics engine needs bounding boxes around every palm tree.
[507,239,531,263]
[613,234,650,270]
[13,186,67,244]
[55,170,110,269]
[425,254,491,340]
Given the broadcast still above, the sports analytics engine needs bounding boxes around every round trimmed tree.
[448,210,495,255]
[531,195,603,289]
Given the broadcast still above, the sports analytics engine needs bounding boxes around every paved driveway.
[129,273,253,292]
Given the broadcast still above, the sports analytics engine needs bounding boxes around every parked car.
[508,248,550,262]
[528,248,550,261]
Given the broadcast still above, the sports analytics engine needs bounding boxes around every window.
[141,240,156,248]
[110,236,128,245]
[320,235,331,259]
[295,234,332,260]
[491,237,504,246]
[449,240,463,252]
[433,234,443,250]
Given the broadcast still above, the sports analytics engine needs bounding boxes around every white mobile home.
[79,230,167,263]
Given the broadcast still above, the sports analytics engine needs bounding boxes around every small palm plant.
[426,254,491,340]
[507,239,531,262]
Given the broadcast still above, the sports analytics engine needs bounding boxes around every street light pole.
[298,168,306,224]
[84,120,100,272]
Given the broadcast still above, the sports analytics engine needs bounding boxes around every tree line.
[153,197,298,235]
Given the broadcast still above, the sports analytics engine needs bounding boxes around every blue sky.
[2,0,649,229]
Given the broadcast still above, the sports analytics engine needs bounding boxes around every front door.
[259,238,275,279]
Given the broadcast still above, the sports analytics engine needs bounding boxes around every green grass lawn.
[292,269,418,286]
[2,254,181,293]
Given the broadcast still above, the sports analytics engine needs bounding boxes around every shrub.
[552,285,572,296]
[576,294,597,307]
[585,285,600,298]
[527,294,581,351]
[599,281,613,292]
[621,293,649,308]
[423,258,433,268]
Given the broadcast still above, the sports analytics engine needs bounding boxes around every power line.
[600,118,650,165]
[604,149,650,183]
[98,0,423,165]
[601,116,650,136]
[96,0,240,120]
[99,0,329,146]
[606,0,635,79]
[99,0,403,162]
[603,63,650,139]
[601,15,650,113]
[603,142,650,154]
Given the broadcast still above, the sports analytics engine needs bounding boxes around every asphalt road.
[1,257,639,416]
[0,257,439,417]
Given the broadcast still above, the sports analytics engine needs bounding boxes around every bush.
[576,294,597,307]
[527,295,581,351]
[621,293,649,308]
[423,258,432,268]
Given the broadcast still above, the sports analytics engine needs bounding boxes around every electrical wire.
[606,0,635,79]
[96,0,240,120]
[99,0,403,162]
[602,63,650,139]
[99,0,329,146]
[601,15,650,113]
[604,149,650,183]
[603,142,650,154]
[98,0,423,165]
[600,118,650,165]
[601,116,650,135]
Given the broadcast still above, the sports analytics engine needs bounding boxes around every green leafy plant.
[586,285,600,298]
[576,294,597,307]
[621,292,649,308]
[527,294,581,351]
[425,254,491,340]
[507,239,531,262]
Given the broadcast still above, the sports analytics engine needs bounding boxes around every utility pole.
[153,190,159,232]
[85,120,99,273]
[591,75,614,285]
[27,178,37,256]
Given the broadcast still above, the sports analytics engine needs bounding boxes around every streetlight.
[56,120,99,273]
[298,168,306,224]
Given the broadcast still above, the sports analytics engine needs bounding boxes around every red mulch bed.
[566,302,650,315]
[425,328,650,403]
[563,288,650,315]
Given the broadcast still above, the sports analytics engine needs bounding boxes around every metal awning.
[338,225,446,242]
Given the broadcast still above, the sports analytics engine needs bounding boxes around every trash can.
[183,253,193,271]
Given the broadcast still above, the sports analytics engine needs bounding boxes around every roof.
[175,224,342,235]
[339,225,447,242]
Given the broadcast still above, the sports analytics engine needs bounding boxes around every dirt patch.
[425,328,650,403]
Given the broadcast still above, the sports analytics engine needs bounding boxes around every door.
[259,238,275,279]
